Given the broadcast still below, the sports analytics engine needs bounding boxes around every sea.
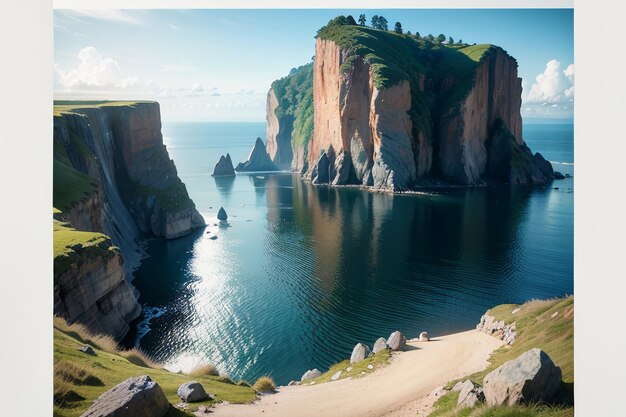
[130,121,574,385]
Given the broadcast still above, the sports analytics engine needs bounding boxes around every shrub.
[188,363,220,377]
[253,376,276,392]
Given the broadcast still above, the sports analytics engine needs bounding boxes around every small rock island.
[235,137,279,172]
[212,153,235,176]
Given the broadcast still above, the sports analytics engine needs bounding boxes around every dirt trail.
[209,330,503,417]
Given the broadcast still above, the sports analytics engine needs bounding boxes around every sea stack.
[235,137,279,172]
[212,153,235,176]
[217,207,228,221]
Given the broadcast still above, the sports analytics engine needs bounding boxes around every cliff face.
[270,23,553,190]
[53,101,205,339]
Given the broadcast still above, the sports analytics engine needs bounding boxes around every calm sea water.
[131,122,573,385]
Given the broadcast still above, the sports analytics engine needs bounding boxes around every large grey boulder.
[212,153,235,177]
[456,380,484,410]
[372,337,387,354]
[177,381,210,403]
[387,331,407,351]
[483,348,562,406]
[80,375,170,417]
[235,138,279,172]
[350,343,371,363]
[300,368,322,382]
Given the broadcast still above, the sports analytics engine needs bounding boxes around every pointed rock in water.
[387,331,407,351]
[372,337,388,354]
[350,343,371,363]
[235,138,279,172]
[217,207,228,221]
[212,153,236,176]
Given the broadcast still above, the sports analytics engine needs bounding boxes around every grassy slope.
[53,327,255,417]
[430,297,574,417]
[53,160,96,212]
[309,349,391,384]
[53,100,149,117]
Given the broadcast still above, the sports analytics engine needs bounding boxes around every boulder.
[177,381,210,403]
[350,343,371,363]
[212,153,235,177]
[483,348,562,406]
[554,171,565,180]
[235,138,279,172]
[287,380,300,386]
[330,371,342,381]
[300,368,322,382]
[456,380,484,410]
[372,337,387,354]
[217,207,228,221]
[386,331,407,351]
[80,375,170,417]
[419,331,430,342]
[79,345,96,356]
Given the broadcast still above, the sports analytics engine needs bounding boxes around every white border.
[3,1,626,417]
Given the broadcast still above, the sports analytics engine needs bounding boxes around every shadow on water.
[213,175,236,198]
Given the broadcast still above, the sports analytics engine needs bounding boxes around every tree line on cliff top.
[323,14,466,46]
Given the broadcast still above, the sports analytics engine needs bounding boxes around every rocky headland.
[265,18,554,191]
[53,101,205,340]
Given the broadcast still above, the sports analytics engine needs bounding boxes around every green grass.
[309,349,392,384]
[53,159,97,212]
[53,100,151,117]
[53,220,116,276]
[431,297,574,417]
[53,324,256,417]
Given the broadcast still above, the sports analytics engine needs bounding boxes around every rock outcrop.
[53,101,205,339]
[300,369,322,382]
[477,313,517,345]
[456,380,485,410]
[269,22,554,190]
[235,137,280,172]
[372,337,387,354]
[80,375,170,417]
[177,381,210,402]
[483,348,562,406]
[387,331,407,351]
[350,343,371,363]
[212,153,235,176]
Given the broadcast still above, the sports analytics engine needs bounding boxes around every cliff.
[269,20,554,190]
[53,101,205,339]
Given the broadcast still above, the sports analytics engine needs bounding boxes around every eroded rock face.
[483,348,562,407]
[54,240,141,340]
[80,375,170,417]
[236,138,280,172]
[476,313,517,345]
[212,154,235,177]
[350,343,371,363]
[266,89,294,169]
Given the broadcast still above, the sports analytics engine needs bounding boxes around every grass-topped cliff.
[53,318,256,417]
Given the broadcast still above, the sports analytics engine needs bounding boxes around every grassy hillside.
[53,319,256,417]
[53,100,149,117]
[429,297,574,417]
[53,220,116,275]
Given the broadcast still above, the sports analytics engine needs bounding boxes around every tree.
[406,30,412,35]
[426,34,435,41]
[371,15,379,28]
[394,22,403,34]
[415,31,421,39]
[448,36,454,44]
[458,39,463,44]
[358,14,367,26]
[346,15,357,25]
[436,33,446,43]
[378,16,388,31]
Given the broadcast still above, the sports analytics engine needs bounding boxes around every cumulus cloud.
[191,83,204,92]
[525,59,575,104]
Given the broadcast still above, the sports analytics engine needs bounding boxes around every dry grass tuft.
[188,362,219,377]
[53,374,85,408]
[54,360,103,386]
[119,347,160,369]
[253,376,276,392]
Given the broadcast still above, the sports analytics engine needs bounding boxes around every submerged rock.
[217,207,228,221]
[235,138,279,172]
[483,348,562,407]
[212,153,235,177]
[387,331,407,351]
[80,375,170,417]
[554,171,565,180]
[350,343,371,363]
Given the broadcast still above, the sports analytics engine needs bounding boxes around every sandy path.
[209,330,503,417]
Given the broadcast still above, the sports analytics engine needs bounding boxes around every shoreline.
[208,329,504,417]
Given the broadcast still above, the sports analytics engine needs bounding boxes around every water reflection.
[213,176,236,198]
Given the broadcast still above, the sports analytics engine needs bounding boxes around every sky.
[54,9,574,122]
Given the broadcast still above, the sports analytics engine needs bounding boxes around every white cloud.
[60,10,144,26]
[525,59,575,104]
[191,83,204,92]
[169,24,181,30]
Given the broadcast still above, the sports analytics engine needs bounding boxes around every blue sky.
[54,9,574,122]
